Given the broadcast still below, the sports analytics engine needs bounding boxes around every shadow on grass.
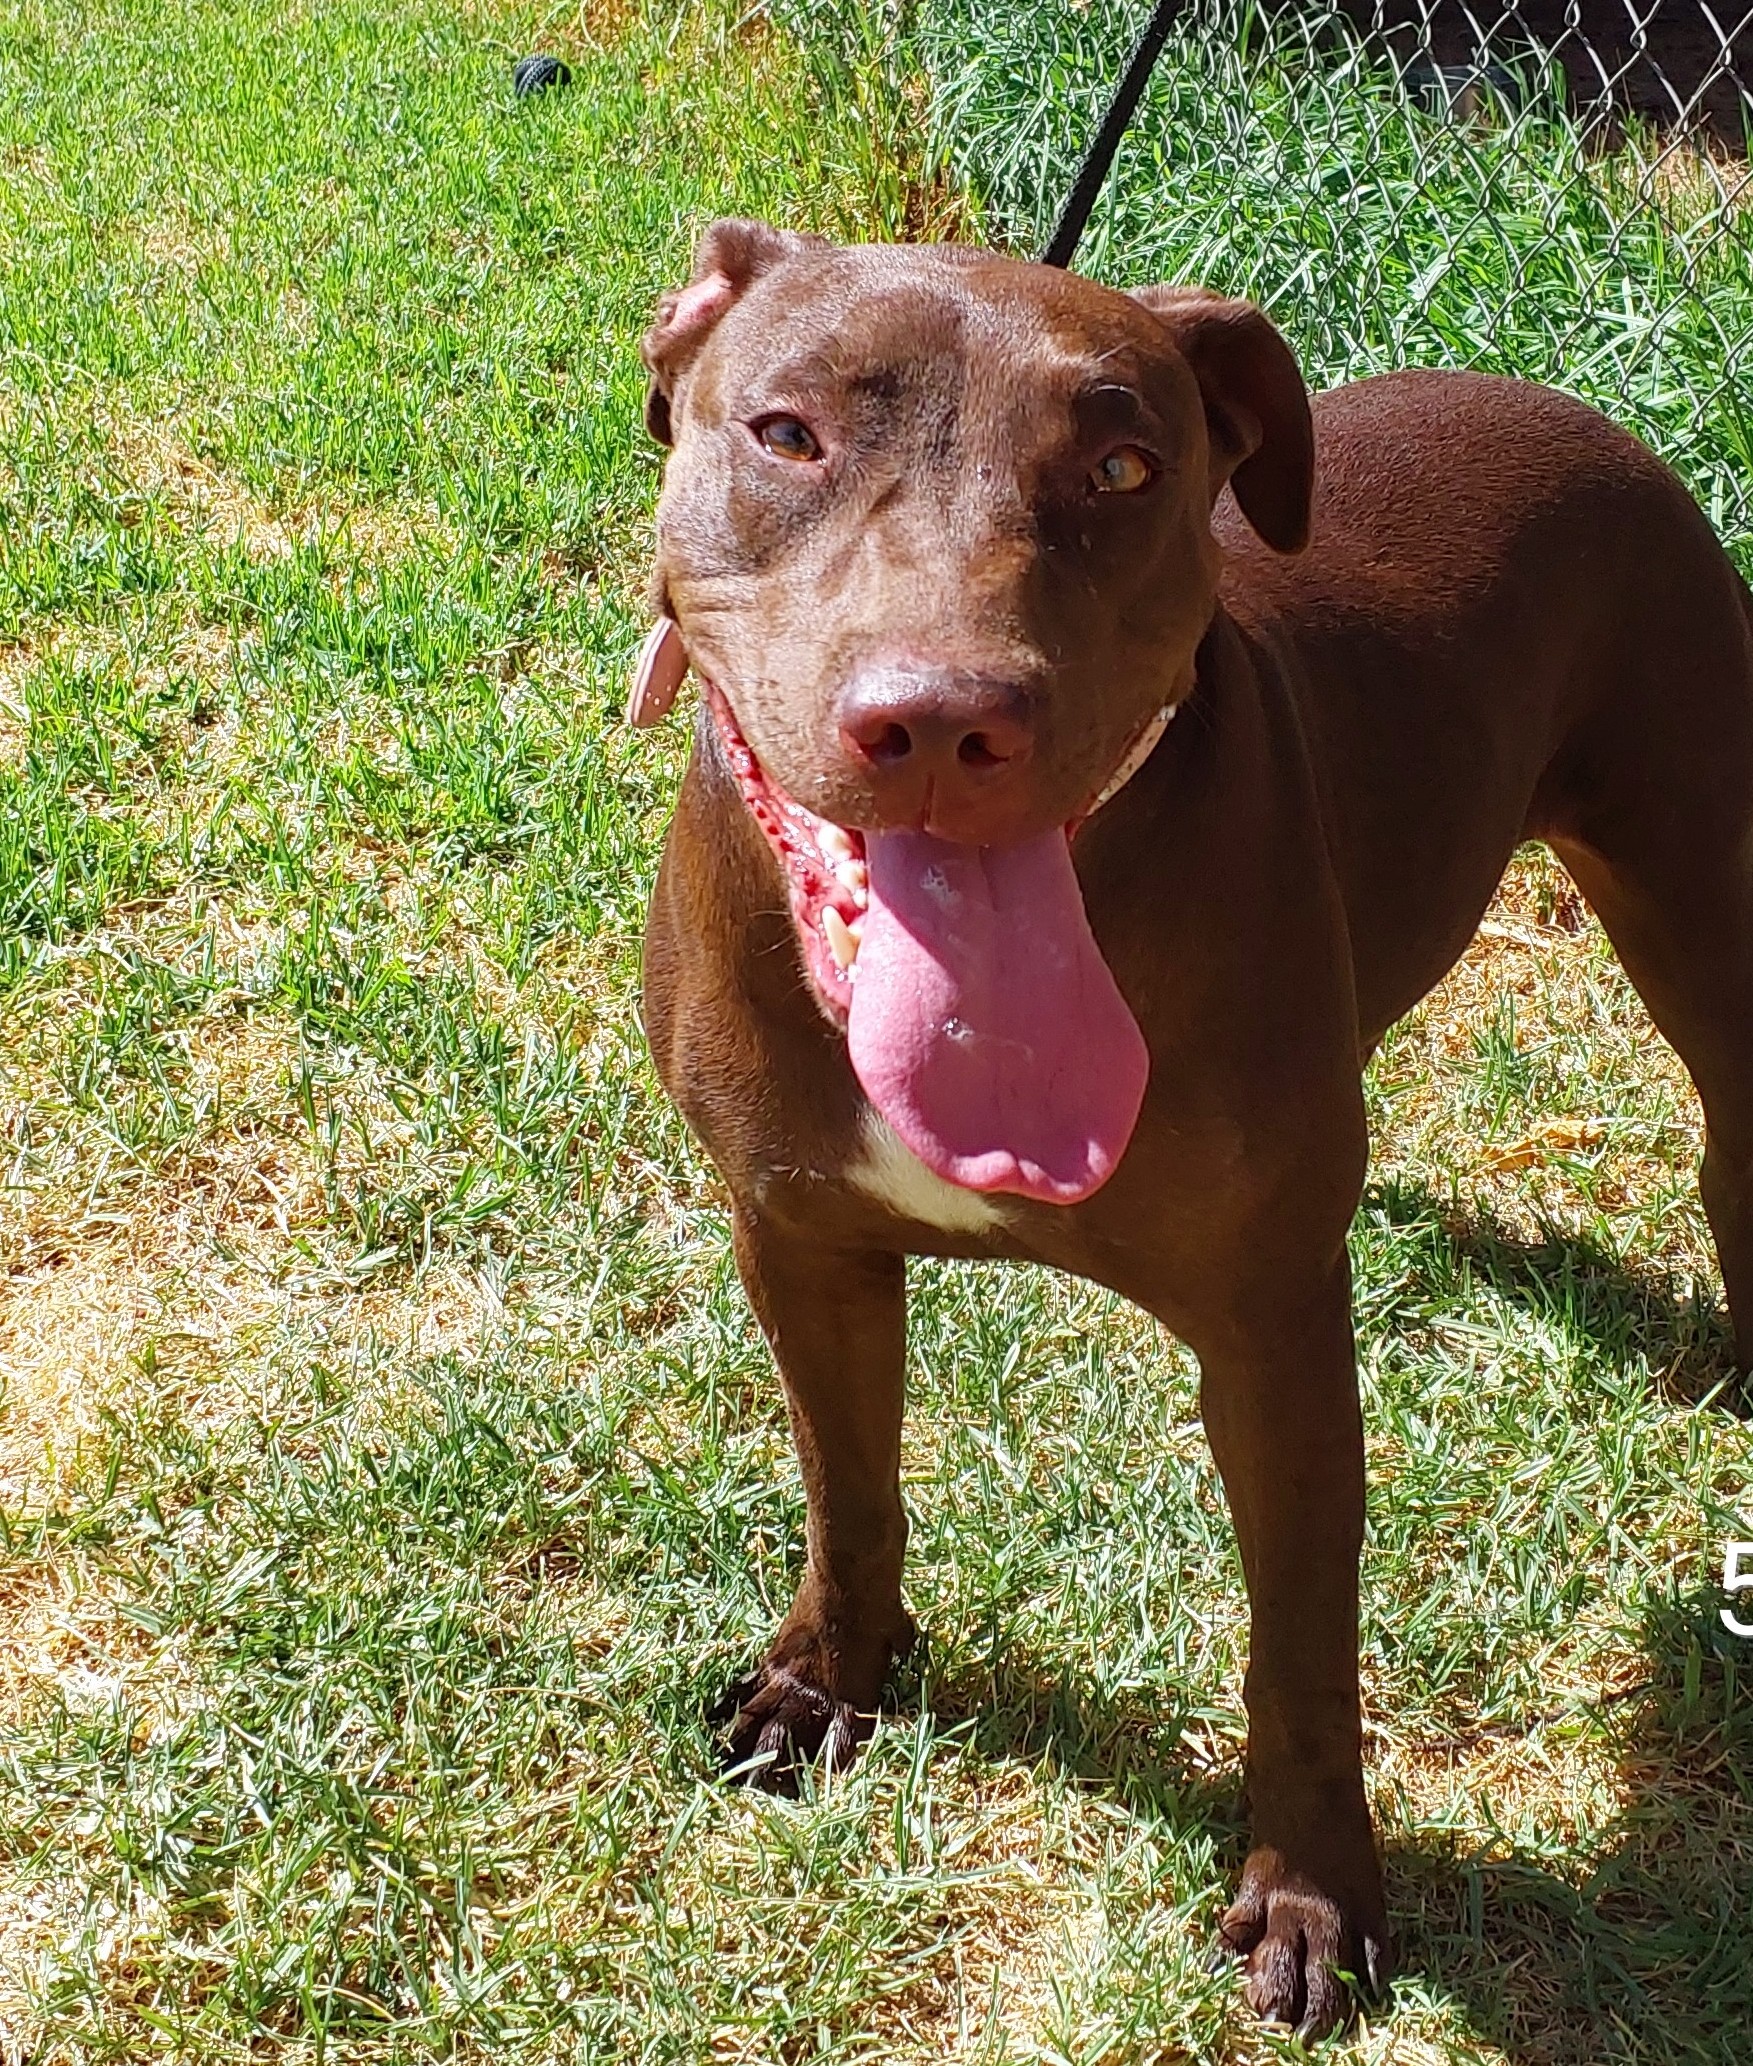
[1387,1589,1753,2066]
[1364,1177,1747,1413]
[855,1179,1753,2051]
[904,1645,1250,1839]
[903,1590,1751,2063]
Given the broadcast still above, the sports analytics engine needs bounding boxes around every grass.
[0,0,1750,2061]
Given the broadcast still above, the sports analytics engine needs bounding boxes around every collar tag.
[627,615,689,727]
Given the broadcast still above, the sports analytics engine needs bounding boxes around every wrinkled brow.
[1070,379,1159,426]
[742,347,943,410]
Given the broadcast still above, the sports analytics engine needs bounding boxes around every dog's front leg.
[708,1205,916,1787]
[1197,1256,1389,2040]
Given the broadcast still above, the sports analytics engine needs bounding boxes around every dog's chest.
[845,1112,1006,1235]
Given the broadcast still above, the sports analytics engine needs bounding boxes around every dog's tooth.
[819,823,856,861]
[823,906,860,970]
[835,858,868,902]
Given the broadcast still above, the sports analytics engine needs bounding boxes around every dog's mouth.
[708,683,1162,1206]
[708,683,873,1021]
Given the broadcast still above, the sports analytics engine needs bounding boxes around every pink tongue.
[847,829,1150,1204]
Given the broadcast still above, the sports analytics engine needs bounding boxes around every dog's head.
[643,219,1312,846]
[641,223,1313,1205]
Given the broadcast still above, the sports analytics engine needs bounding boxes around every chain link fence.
[796,0,1753,569]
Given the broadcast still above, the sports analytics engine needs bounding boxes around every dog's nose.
[838,669,1034,829]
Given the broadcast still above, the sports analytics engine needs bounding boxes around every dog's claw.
[1213,1844,1390,2043]
[821,1703,862,1774]
[1362,1932,1392,2007]
[708,1658,873,1791]
[704,1674,760,1730]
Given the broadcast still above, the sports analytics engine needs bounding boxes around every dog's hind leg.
[1548,584,1753,1369]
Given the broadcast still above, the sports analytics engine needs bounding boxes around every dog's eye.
[1091,445,1156,494]
[753,415,823,463]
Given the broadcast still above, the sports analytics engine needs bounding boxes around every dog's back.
[1207,367,1753,1045]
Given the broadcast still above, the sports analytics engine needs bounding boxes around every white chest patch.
[847,1112,1006,1235]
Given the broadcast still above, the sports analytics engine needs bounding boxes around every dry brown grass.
[103,406,451,569]
[1374,848,1709,1267]
[1634,132,1753,222]
[0,643,31,768]
[0,925,571,1526]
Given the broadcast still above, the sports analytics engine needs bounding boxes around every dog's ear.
[1129,286,1313,552]
[642,218,826,445]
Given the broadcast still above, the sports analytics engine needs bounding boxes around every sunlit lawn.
[1,2,1749,2060]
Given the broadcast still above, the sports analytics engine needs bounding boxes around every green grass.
[1,1,1751,2061]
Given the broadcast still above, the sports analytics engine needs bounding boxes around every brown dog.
[636,219,1753,2039]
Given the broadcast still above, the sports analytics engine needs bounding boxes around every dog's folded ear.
[1129,286,1314,552]
[642,218,827,445]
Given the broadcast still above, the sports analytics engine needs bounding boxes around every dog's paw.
[1212,1844,1391,2043]
[706,1610,914,1792]
[706,1660,867,1788]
